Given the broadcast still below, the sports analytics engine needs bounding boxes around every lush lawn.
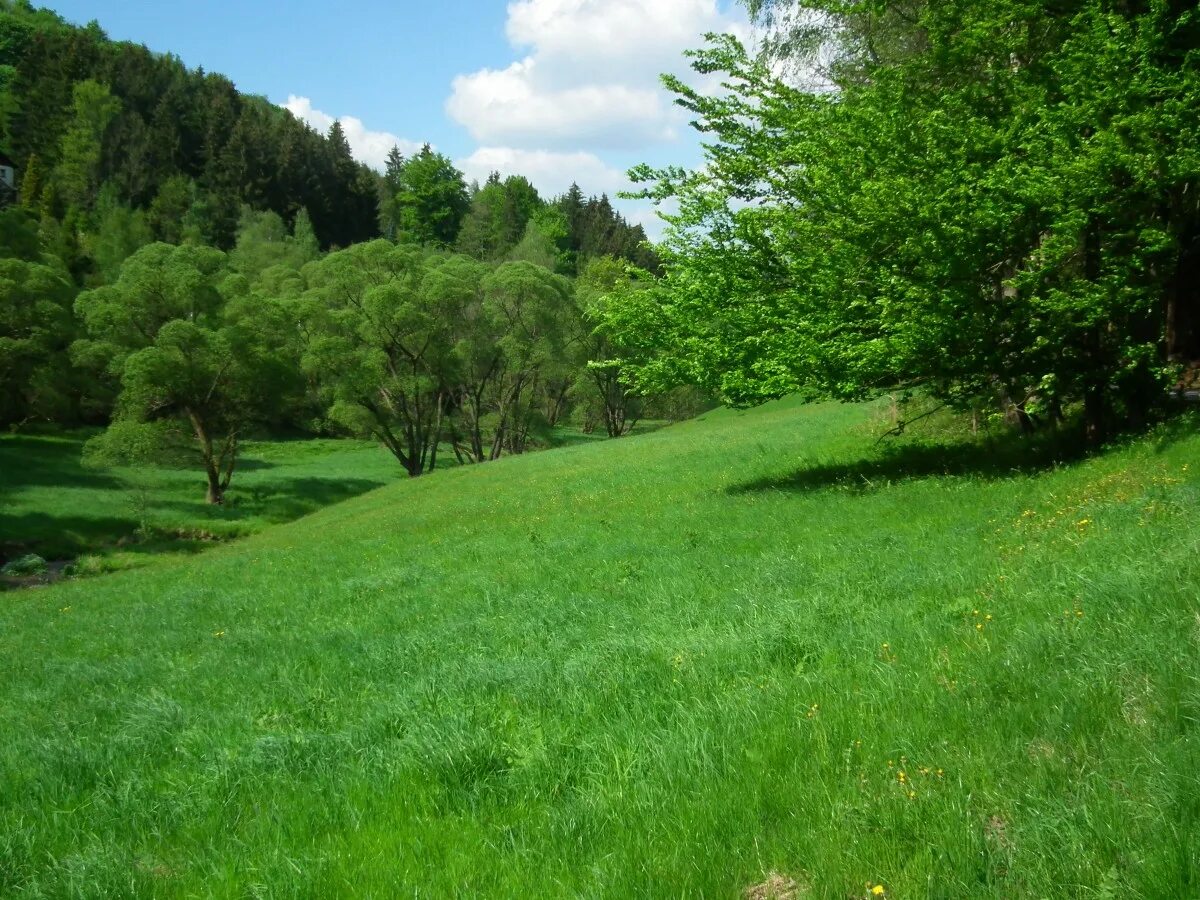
[1,398,1197,897]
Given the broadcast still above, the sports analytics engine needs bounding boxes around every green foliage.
[54,79,119,209]
[75,242,294,502]
[229,206,320,283]
[1,552,45,575]
[0,428,404,562]
[387,145,469,248]
[0,254,76,424]
[300,241,468,475]
[620,2,1200,440]
[88,184,153,283]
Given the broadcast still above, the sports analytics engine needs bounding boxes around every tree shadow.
[1,476,388,565]
[215,476,389,522]
[728,431,1095,496]
[730,411,1199,496]
[0,433,122,494]
[0,511,141,560]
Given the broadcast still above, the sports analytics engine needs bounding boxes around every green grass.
[1,398,1198,897]
[0,432,405,571]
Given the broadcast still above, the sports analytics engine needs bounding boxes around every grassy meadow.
[1,398,1198,897]
[0,432,406,575]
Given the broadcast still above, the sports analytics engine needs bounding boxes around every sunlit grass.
[1,398,1197,897]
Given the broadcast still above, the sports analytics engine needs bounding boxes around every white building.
[0,153,15,206]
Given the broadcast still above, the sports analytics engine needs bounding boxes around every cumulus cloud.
[457,146,629,198]
[282,95,424,171]
[447,0,748,150]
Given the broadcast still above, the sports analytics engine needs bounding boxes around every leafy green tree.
[75,242,288,502]
[229,206,320,283]
[391,145,469,247]
[88,184,153,283]
[147,175,195,244]
[299,240,465,476]
[618,3,1200,441]
[17,151,42,210]
[378,145,405,239]
[509,206,570,274]
[479,261,573,457]
[574,257,649,437]
[0,256,75,425]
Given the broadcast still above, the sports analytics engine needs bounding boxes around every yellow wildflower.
[871,886,886,896]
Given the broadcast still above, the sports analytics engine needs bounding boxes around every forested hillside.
[0,0,669,497]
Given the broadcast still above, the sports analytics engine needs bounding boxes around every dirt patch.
[0,559,70,591]
[745,871,808,900]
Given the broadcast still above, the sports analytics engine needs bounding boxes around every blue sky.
[42,0,752,236]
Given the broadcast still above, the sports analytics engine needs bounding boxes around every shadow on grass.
[220,476,389,522]
[0,433,121,495]
[731,412,1200,496]
[729,430,1096,495]
[2,476,388,563]
[0,512,141,559]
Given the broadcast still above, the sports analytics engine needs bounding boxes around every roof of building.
[0,152,15,167]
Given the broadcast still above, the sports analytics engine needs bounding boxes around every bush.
[2,554,48,576]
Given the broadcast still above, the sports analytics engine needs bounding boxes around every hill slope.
[1,399,1198,897]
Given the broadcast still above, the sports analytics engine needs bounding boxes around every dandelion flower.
[871,885,886,896]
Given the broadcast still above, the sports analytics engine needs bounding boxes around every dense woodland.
[0,1,675,502]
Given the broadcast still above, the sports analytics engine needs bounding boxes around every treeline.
[0,2,679,499]
[0,2,654,268]
[0,1,377,252]
[69,225,694,502]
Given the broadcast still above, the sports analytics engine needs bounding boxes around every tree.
[229,205,320,283]
[391,145,469,247]
[88,184,153,283]
[75,242,286,502]
[55,79,120,210]
[300,241,465,476]
[0,256,75,425]
[478,261,573,457]
[615,3,1200,441]
[378,145,405,239]
[17,151,42,210]
[575,257,648,437]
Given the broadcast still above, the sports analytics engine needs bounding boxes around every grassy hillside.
[1,399,1197,897]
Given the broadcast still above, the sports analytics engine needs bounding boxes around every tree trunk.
[205,465,224,505]
[1084,383,1107,445]
[187,407,224,504]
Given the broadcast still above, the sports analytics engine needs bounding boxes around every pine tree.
[18,151,42,210]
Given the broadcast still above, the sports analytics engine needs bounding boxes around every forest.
[0,0,673,504]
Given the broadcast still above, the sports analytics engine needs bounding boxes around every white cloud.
[281,95,424,171]
[446,0,748,150]
[457,146,629,198]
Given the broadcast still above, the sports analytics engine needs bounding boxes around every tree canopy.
[612,0,1200,440]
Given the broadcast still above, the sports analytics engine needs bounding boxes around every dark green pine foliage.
[0,1,380,249]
